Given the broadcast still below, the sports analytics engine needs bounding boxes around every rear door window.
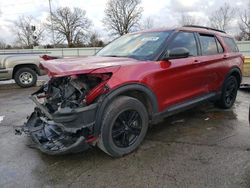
[223,37,239,52]
[168,32,198,56]
[199,34,219,55]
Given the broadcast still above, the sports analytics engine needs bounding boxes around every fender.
[94,83,159,136]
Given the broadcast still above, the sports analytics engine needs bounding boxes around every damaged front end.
[18,73,110,155]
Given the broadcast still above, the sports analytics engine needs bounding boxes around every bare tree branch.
[238,3,250,40]
[88,31,104,47]
[12,16,44,48]
[103,0,143,36]
[179,13,200,26]
[0,39,6,49]
[46,7,91,47]
[209,3,235,31]
[139,17,155,30]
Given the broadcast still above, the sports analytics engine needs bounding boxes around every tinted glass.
[168,32,197,56]
[199,34,218,55]
[223,37,239,52]
[96,31,171,61]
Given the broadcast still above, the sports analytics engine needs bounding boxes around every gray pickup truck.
[0,54,55,88]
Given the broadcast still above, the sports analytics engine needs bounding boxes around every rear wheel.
[14,67,37,88]
[98,96,149,157]
[216,76,238,109]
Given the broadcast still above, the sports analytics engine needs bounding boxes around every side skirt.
[152,92,220,124]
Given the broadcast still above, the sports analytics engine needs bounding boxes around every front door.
[156,31,209,109]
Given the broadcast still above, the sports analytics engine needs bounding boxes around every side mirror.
[163,47,190,60]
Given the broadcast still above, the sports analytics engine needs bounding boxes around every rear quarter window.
[223,37,239,52]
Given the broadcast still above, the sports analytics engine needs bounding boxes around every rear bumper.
[0,68,13,80]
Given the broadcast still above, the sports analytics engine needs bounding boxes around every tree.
[238,3,250,40]
[13,16,44,48]
[0,39,12,49]
[103,0,143,36]
[46,7,91,47]
[0,39,6,49]
[209,3,235,31]
[179,13,199,26]
[88,31,104,47]
[139,17,155,30]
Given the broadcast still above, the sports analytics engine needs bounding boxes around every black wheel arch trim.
[94,83,159,136]
[224,66,242,88]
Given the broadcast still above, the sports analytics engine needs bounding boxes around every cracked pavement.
[0,77,250,188]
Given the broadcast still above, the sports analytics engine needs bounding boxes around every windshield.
[96,31,171,61]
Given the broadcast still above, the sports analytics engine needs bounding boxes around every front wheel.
[14,67,37,88]
[216,76,239,109]
[98,96,149,157]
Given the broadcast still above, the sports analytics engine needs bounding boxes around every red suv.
[21,26,244,157]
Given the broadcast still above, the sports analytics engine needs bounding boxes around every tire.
[216,76,238,109]
[14,67,37,88]
[98,96,149,157]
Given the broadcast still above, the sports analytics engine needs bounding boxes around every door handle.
[194,59,200,64]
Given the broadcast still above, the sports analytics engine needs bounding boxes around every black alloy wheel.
[224,77,238,106]
[112,110,142,148]
[216,76,238,109]
[98,96,149,157]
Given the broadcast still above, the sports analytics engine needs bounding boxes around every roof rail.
[183,25,226,34]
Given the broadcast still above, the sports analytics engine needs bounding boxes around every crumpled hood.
[40,56,142,77]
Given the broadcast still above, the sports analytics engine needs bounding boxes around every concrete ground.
[0,78,250,188]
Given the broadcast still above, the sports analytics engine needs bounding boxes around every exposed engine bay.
[16,73,110,155]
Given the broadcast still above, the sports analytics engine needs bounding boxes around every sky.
[0,0,248,45]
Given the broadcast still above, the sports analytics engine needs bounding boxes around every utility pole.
[49,0,55,48]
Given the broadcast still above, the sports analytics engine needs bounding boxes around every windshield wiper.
[102,55,126,57]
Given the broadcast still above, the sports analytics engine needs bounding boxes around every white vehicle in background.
[0,53,56,88]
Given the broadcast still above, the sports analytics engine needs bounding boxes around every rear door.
[196,33,226,92]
